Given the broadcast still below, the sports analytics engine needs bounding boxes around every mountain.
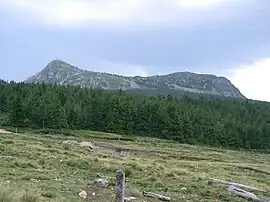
[25,59,245,99]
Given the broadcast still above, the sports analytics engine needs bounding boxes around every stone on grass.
[78,190,87,199]
[62,140,77,145]
[79,141,95,149]
[93,178,108,188]
[124,196,136,201]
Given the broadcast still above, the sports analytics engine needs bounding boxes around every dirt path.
[62,140,158,157]
[94,145,158,157]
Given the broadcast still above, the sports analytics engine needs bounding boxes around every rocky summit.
[25,59,245,99]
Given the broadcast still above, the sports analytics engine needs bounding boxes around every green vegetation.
[1,130,270,201]
[0,82,270,150]
[0,113,8,126]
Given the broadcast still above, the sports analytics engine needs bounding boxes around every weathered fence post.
[115,170,125,202]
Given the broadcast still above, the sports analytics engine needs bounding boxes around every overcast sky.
[0,0,270,101]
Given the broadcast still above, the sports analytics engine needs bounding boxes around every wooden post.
[115,170,125,202]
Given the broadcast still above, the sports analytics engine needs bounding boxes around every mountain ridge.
[25,59,245,99]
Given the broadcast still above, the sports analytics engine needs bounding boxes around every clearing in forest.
[0,129,270,201]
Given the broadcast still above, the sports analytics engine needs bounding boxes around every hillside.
[25,59,245,99]
[1,129,270,202]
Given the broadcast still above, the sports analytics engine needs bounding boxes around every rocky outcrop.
[25,59,245,99]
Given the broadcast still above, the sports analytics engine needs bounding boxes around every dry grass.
[1,130,270,201]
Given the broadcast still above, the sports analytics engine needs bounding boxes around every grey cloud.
[0,0,269,81]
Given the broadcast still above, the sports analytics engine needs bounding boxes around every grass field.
[0,129,270,201]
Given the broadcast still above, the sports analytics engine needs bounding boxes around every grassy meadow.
[0,129,270,201]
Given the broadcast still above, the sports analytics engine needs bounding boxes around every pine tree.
[9,96,25,127]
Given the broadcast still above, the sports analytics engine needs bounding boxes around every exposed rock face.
[25,59,245,99]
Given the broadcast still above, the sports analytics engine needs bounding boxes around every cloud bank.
[229,58,270,102]
[0,0,240,27]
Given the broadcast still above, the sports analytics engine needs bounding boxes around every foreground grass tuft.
[0,186,39,202]
[0,186,14,202]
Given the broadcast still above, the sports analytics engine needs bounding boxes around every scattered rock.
[62,140,95,150]
[79,141,94,149]
[93,178,108,188]
[0,155,15,158]
[120,151,130,157]
[78,190,87,199]
[30,178,41,183]
[0,129,13,134]
[124,196,136,201]
[62,140,77,145]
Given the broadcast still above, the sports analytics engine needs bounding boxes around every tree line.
[0,81,270,150]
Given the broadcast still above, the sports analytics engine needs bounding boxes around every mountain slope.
[25,59,245,99]
[0,79,7,84]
